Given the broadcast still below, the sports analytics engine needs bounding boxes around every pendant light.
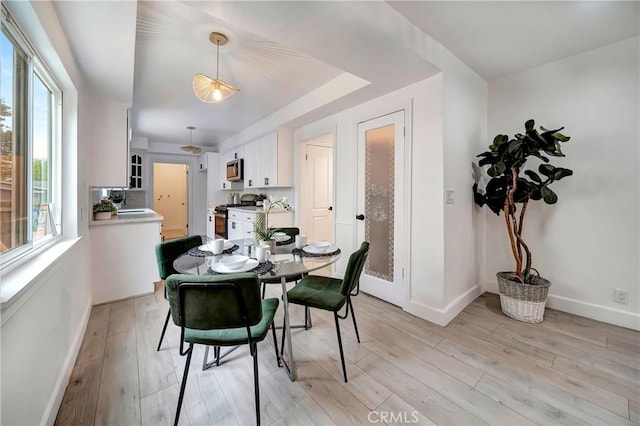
[180,126,201,154]
[193,32,239,103]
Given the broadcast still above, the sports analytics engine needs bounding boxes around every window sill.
[1,237,82,322]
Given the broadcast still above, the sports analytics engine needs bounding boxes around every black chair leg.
[214,346,220,366]
[157,309,171,351]
[304,306,309,330]
[175,343,193,426]
[270,322,282,367]
[252,342,261,426]
[261,282,266,299]
[348,298,360,343]
[334,312,348,382]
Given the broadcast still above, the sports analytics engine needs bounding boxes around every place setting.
[188,238,239,257]
[207,243,275,275]
[291,235,341,257]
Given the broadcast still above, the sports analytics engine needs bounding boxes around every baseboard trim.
[405,285,480,326]
[546,294,640,331]
[482,283,640,331]
[42,295,93,425]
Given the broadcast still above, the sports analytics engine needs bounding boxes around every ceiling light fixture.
[180,126,201,154]
[193,32,239,103]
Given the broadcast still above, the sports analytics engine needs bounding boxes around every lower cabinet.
[228,218,252,240]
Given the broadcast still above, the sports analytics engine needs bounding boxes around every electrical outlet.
[614,288,629,305]
[445,189,455,205]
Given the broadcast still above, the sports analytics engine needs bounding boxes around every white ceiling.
[51,1,639,150]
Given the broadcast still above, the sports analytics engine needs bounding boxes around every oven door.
[214,213,227,238]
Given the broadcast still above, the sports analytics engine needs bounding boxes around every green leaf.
[507,140,524,153]
[531,152,550,163]
[488,161,506,177]
[525,119,535,131]
[553,132,570,142]
[524,170,542,183]
[553,167,573,180]
[539,164,555,177]
[541,186,558,204]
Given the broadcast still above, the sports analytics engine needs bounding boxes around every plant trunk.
[506,166,523,281]
[517,199,532,280]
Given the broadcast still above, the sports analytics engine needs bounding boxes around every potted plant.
[253,196,292,247]
[93,201,116,220]
[472,119,573,323]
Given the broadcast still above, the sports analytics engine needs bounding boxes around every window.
[1,6,61,267]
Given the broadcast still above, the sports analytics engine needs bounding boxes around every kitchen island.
[90,208,164,304]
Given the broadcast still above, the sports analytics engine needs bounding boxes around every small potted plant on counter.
[472,119,573,323]
[254,196,292,247]
[93,201,116,220]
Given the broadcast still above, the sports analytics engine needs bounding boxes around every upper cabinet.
[198,152,212,171]
[243,129,293,189]
[129,152,143,188]
[90,100,130,186]
[243,139,261,189]
[219,150,243,191]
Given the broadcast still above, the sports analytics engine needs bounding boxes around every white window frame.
[0,5,63,270]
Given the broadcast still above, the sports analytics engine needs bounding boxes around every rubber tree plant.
[473,119,573,284]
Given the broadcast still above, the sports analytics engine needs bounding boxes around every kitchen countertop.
[90,208,164,226]
[227,206,292,213]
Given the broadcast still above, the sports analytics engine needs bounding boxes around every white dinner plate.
[211,258,259,274]
[303,244,338,254]
[199,241,234,252]
[273,234,291,242]
[272,232,287,237]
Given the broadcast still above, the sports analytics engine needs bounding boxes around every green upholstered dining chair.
[286,241,369,382]
[154,235,203,351]
[166,273,280,426]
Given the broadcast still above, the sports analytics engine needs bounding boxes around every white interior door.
[153,163,188,239]
[356,110,405,307]
[301,143,333,243]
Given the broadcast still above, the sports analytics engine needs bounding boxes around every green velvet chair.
[154,235,203,351]
[286,241,369,382]
[166,273,280,426]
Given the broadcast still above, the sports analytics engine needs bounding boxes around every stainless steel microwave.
[226,158,243,181]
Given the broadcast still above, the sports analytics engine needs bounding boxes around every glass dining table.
[173,237,341,381]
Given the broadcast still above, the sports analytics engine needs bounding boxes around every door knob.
[328,206,333,211]
[356,214,365,221]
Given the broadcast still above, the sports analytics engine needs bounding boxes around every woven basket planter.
[497,272,551,323]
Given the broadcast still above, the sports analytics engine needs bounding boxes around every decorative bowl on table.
[309,241,330,251]
[218,255,250,270]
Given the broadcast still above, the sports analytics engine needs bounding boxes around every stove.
[213,194,258,238]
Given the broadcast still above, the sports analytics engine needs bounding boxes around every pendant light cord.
[216,40,220,80]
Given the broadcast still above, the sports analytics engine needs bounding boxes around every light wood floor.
[56,283,640,425]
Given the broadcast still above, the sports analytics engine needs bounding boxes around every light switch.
[445,189,455,204]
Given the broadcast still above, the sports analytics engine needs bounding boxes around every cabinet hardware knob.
[356,214,365,221]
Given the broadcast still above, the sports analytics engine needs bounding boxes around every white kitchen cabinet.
[219,150,243,190]
[90,99,130,186]
[245,129,293,188]
[198,152,210,171]
[129,151,143,189]
[243,139,261,189]
[90,218,162,304]
[227,207,294,242]
[228,218,252,240]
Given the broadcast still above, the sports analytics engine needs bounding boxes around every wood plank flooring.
[55,285,640,425]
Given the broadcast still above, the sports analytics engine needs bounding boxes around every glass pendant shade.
[192,73,239,103]
[193,32,239,103]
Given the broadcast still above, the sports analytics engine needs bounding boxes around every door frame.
[145,153,196,236]
[354,101,413,309]
[298,134,334,243]
[294,125,338,267]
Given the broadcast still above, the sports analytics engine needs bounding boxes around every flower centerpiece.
[254,196,292,245]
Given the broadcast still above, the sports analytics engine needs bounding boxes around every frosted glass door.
[356,110,405,307]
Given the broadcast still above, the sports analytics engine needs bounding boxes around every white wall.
[485,37,640,329]
[2,1,93,424]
